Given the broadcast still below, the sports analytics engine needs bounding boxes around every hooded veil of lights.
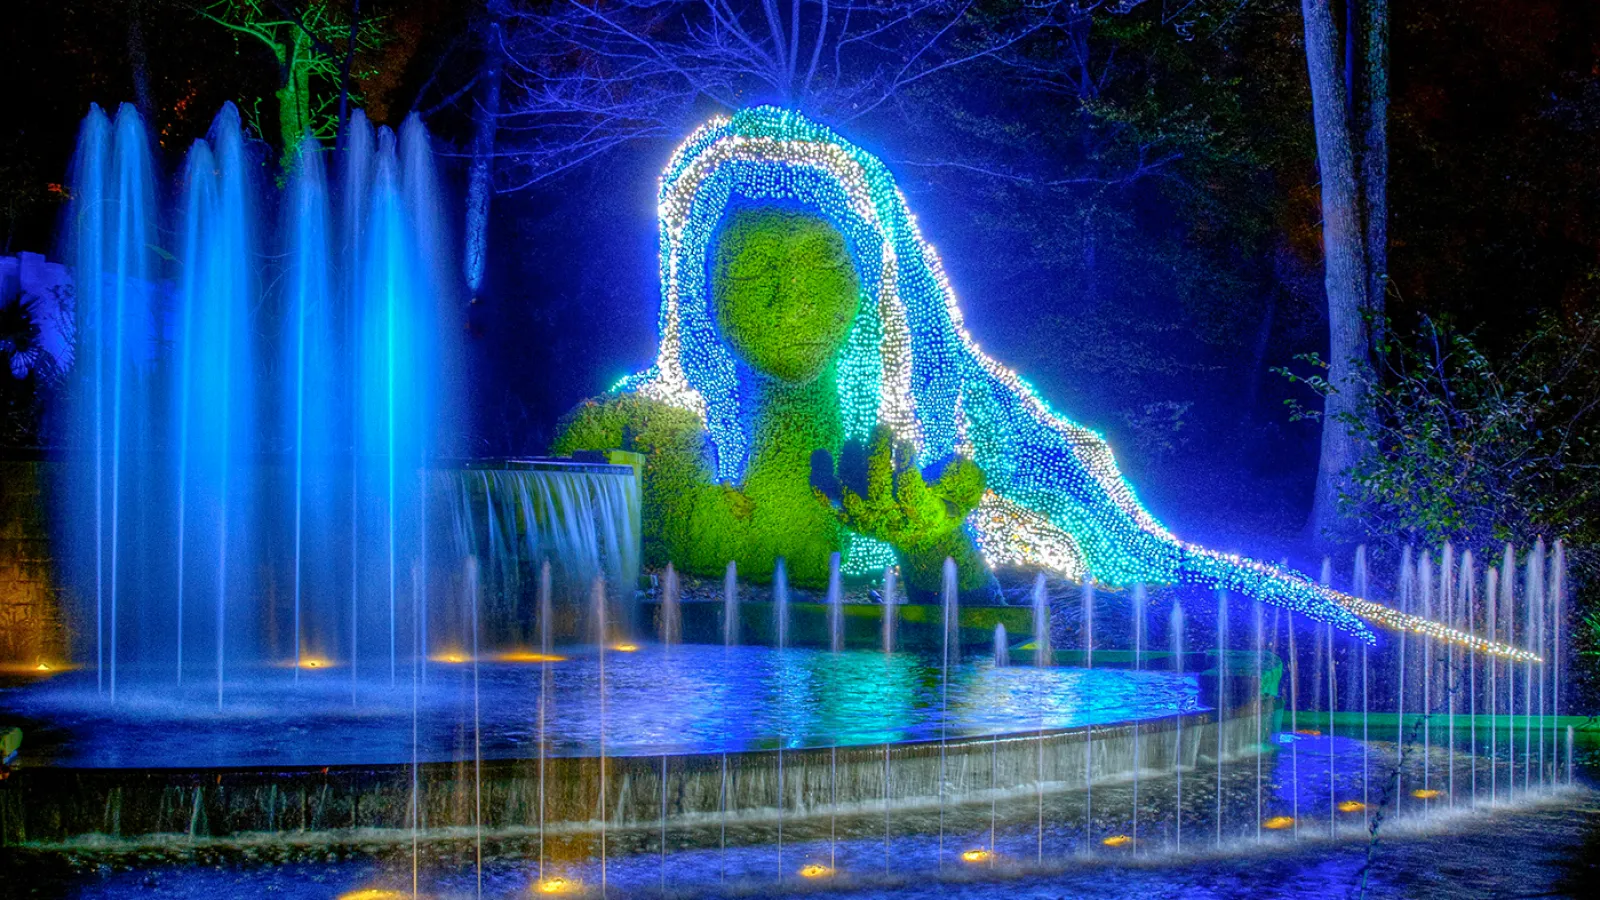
[619,107,1533,661]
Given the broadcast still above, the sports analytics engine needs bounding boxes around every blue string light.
[619,106,1535,661]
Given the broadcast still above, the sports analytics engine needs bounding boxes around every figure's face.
[711,207,862,385]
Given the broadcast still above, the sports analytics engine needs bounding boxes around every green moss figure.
[555,207,987,591]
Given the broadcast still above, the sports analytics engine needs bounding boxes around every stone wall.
[0,459,63,666]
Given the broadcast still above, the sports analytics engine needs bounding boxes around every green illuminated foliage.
[555,207,988,591]
[713,207,861,385]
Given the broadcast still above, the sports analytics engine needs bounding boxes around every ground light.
[961,848,993,863]
[1264,816,1295,830]
[498,650,566,663]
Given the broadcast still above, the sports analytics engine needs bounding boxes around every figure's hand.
[812,426,985,552]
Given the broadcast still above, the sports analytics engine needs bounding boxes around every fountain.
[0,102,1584,900]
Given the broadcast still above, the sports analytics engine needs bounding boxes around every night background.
[7,0,1596,556]
[3,1,1600,897]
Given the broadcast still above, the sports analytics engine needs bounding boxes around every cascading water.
[450,465,641,647]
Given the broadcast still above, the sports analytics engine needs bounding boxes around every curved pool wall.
[0,651,1272,847]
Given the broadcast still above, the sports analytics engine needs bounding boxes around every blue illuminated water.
[3,647,1201,767]
[54,103,506,696]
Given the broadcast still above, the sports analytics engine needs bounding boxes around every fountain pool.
[4,648,1204,768]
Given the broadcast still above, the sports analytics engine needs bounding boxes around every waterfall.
[447,465,642,648]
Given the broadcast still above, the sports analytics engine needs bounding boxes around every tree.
[487,0,1142,186]
[1279,312,1600,553]
[191,0,378,167]
[464,7,505,297]
[1300,0,1387,542]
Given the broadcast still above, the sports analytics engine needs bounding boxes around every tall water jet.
[1526,539,1543,792]
[1170,601,1185,851]
[1083,576,1096,852]
[283,134,339,677]
[1031,573,1051,665]
[826,553,843,652]
[1487,564,1500,802]
[1461,548,1477,804]
[61,103,159,697]
[171,136,216,686]
[881,565,898,654]
[723,561,738,646]
[939,556,958,867]
[1500,543,1516,796]
[1420,550,1434,799]
[993,624,1009,667]
[1355,545,1369,822]
[774,557,790,649]
[539,560,553,655]
[1551,539,1566,779]
[1132,582,1146,851]
[660,563,681,645]
[1215,589,1228,845]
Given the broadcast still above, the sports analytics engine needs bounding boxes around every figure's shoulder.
[553,392,703,456]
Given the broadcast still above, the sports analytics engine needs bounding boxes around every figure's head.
[711,207,860,385]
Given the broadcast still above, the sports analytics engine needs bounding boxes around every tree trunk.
[337,0,362,151]
[1361,0,1389,341]
[1302,0,1370,542]
[276,28,314,170]
[464,17,504,297]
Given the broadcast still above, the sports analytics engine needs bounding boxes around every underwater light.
[431,652,472,664]
[298,656,332,669]
[1293,729,1322,737]
[798,864,833,878]
[34,662,50,671]
[1263,816,1295,830]
[960,848,993,863]
[1102,834,1133,847]
[337,889,408,900]
[1412,788,1443,800]
[535,877,571,894]
[1337,800,1367,813]
[610,643,639,653]
[498,651,566,663]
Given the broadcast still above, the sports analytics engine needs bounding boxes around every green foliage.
[712,207,861,384]
[1276,312,1600,550]
[818,425,988,591]
[555,207,989,591]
